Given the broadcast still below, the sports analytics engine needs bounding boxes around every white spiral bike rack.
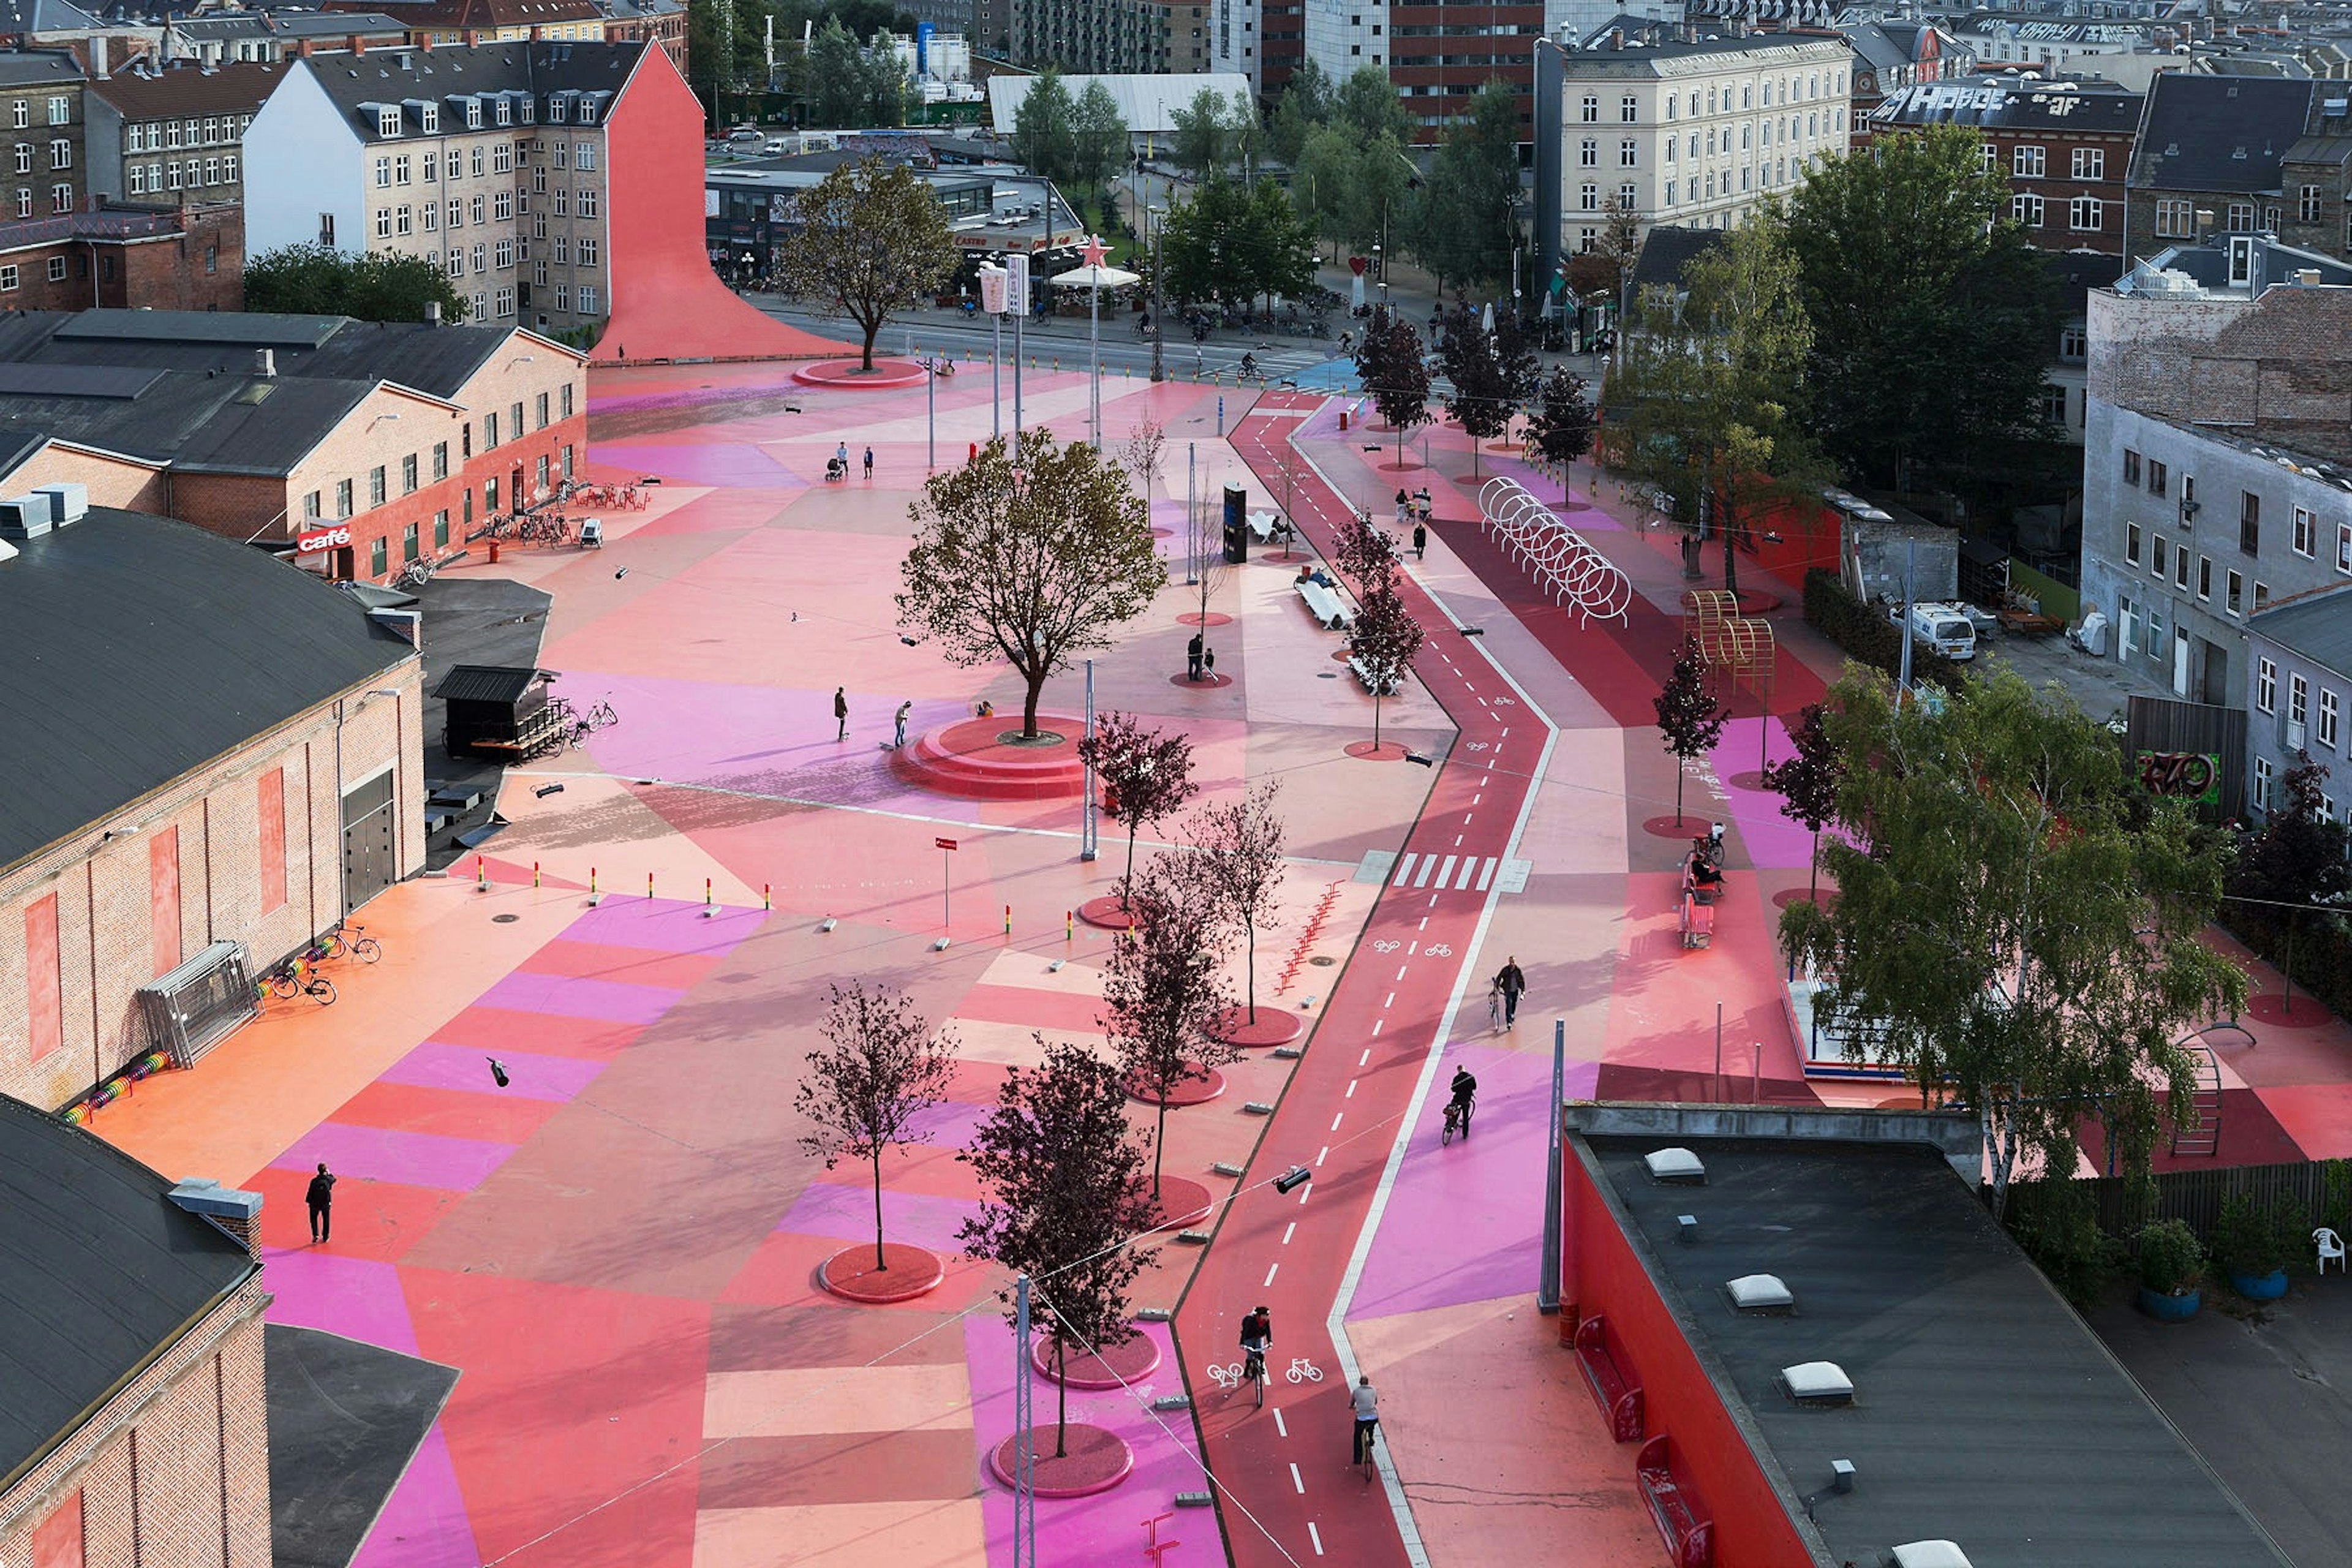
[1477,477,1632,627]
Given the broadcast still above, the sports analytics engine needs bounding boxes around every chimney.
[255,348,276,376]
[1611,26,1624,48]
[168,1178,265,1259]
[425,299,442,325]
[353,35,367,56]
[420,34,433,51]
[298,39,314,58]
[92,36,108,78]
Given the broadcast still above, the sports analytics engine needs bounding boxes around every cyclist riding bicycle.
[1351,1376,1381,1465]
[1447,1066,1479,1139]
[1239,1306,1272,1382]
[1240,352,1260,380]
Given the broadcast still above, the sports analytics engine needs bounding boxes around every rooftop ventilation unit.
[1780,1360,1854,1406]
[1889,1544,1973,1568]
[0,496,50,538]
[1725,1273,1795,1314]
[1644,1147,1707,1184]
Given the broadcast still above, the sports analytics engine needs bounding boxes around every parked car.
[1885,600,1979,662]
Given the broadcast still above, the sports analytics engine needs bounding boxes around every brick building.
[0,496,423,1111]
[165,11,412,66]
[0,308,587,580]
[1870,78,2141,254]
[0,48,83,224]
[0,1098,270,1568]
[595,0,687,74]
[0,200,241,309]
[83,53,277,207]
[322,0,610,47]
[2124,73,2312,259]
[1306,0,1548,146]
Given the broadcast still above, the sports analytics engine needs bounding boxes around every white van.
[1886,600,1978,661]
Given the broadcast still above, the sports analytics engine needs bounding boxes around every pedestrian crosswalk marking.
[1387,853,1515,893]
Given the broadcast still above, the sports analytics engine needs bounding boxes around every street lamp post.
[1150,205,1166,383]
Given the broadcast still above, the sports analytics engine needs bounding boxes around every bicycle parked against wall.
[568,698,619,744]
[262,957,337,1006]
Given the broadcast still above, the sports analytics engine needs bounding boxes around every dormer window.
[518,96,533,124]
[549,96,567,123]
[465,99,483,129]
[377,105,401,137]
[578,97,596,124]
[494,96,512,126]
[421,103,439,133]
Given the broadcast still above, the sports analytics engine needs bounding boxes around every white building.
[1553,26,1854,253]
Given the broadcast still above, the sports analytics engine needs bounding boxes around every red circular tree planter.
[1125,1065,1226,1107]
[1077,894,1136,930]
[790,358,931,390]
[1144,1175,1214,1230]
[1169,672,1236,690]
[2247,993,2328,1028]
[1346,741,1408,761]
[1177,611,1234,627]
[1643,815,1711,839]
[1212,1007,1303,1047]
[987,1425,1134,1498]
[889,715,1087,801]
[817,1242,945,1303]
[1029,1328,1162,1388]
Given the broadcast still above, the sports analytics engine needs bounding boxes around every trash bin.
[1340,408,1351,431]
[488,539,501,565]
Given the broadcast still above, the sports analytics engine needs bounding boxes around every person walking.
[306,1163,336,1244]
[834,687,849,741]
[863,447,875,480]
[1350,1376,1381,1465]
[1187,632,1205,681]
[1412,520,1428,560]
[1493,956,1526,1027]
[1394,488,1409,527]
[892,700,912,748]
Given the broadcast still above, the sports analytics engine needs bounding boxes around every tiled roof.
[2128,74,2316,195]
[292,38,650,143]
[86,59,283,121]
[1875,78,2143,134]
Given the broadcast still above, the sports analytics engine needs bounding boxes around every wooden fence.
[2007,1158,2351,1243]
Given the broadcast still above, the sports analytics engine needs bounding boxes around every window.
[375,155,391,187]
[9,142,24,175]
[535,454,549,492]
[2147,459,2167,499]
[470,146,484,178]
[2290,674,2309,729]
[576,237,597,268]
[471,242,486,274]
[2153,535,2169,578]
[493,190,512,221]
[576,285,598,314]
[560,383,573,419]
[2125,521,2142,565]
[2198,556,2212,600]
[2294,506,2316,557]
[1620,138,1638,167]
[494,96,512,127]
[577,189,596,219]
[553,142,567,170]
[395,205,412,236]
[1621,95,1638,123]
[445,247,463,279]
[1580,183,1597,211]
[2254,754,2274,813]
[368,466,386,507]
[2123,449,2141,486]
[2256,581,2271,611]
[484,474,499,511]
[2339,520,2352,575]
[15,190,29,219]
[2303,183,2324,222]
[434,509,450,548]
[447,197,462,229]
[553,187,569,216]
[2041,386,2067,425]
[2228,569,2244,616]
[494,286,515,318]
[1581,94,1599,123]
[303,489,322,519]
[494,238,513,269]
[48,138,67,170]
[203,156,219,186]
[1581,138,1597,167]
[7,101,23,129]
[42,254,61,284]
[2175,543,2191,590]
[1619,183,1637,209]
[2073,147,2105,180]
[2323,688,2342,751]
[49,184,68,214]
[492,143,513,175]
[535,391,549,429]
[574,141,594,172]
[375,207,393,240]
[509,401,524,438]
[421,102,439,134]
[2228,202,2255,232]
[554,284,571,312]
[432,441,448,481]
[2241,491,2261,554]
[470,194,486,225]
[562,443,575,478]
[0,263,17,292]
[423,202,437,232]
[401,453,418,494]
[402,519,420,562]
[486,410,501,448]
[46,96,67,126]
[2011,193,2044,227]
[1981,141,1998,172]
[464,99,483,129]
[1666,136,1676,164]
[2070,197,2102,231]
[129,163,147,194]
[2156,197,2195,238]
[377,105,402,137]
[369,535,388,576]
[336,478,354,517]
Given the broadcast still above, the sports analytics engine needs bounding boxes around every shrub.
[2135,1218,2203,1295]
[2209,1190,2301,1278]
[2012,1175,2117,1308]
[1802,568,1968,692]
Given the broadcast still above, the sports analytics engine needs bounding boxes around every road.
[1173,393,1553,1568]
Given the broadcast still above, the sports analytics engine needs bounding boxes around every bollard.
[763,883,772,911]
[1066,909,1074,941]
[648,872,654,900]
[532,860,541,888]
[703,876,717,919]
[588,865,601,907]
[1004,903,1012,937]
[475,856,487,892]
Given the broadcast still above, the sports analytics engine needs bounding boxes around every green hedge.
[1802,569,1970,692]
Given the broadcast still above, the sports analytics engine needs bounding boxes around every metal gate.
[341,768,397,913]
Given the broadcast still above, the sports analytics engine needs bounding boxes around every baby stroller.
[1678,824,1727,951]
[824,455,848,483]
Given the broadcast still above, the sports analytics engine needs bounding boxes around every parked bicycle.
[480,513,511,540]
[262,957,337,1006]
[568,697,619,744]
[325,919,383,963]
[392,557,436,591]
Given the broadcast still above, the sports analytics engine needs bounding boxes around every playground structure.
[1476,477,1634,627]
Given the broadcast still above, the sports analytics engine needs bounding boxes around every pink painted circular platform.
[2247,993,2328,1028]
[1177,611,1234,627]
[1643,815,1709,840]
[1144,1175,1214,1230]
[1169,671,1235,690]
[987,1425,1134,1498]
[1212,1007,1303,1047]
[1029,1327,1162,1388]
[1077,894,1136,930]
[790,358,930,390]
[1125,1064,1226,1107]
[889,715,1087,801]
[818,1242,944,1303]
[1346,741,1408,761]
[1735,589,1782,616]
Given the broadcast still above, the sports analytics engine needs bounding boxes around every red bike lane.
[1171,394,1551,1567]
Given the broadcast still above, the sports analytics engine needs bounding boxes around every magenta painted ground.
[350,1427,481,1568]
[1708,715,1815,870]
[775,1183,982,1253]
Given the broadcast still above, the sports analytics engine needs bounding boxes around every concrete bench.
[1297,578,1351,630]
[1349,655,1401,695]
[1245,510,1284,543]
[1574,1316,1645,1443]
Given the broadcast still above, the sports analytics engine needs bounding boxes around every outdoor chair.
[2317,1227,2345,1275]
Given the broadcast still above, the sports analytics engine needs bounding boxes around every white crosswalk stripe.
[1390,853,1505,892]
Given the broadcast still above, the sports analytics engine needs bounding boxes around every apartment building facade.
[2124,73,2312,260]
[0,50,83,224]
[82,57,277,208]
[1871,79,2141,254]
[1553,28,1853,254]
[2245,587,2352,821]
[243,40,649,336]
[1304,0,1547,145]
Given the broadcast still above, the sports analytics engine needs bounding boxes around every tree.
[859,32,907,129]
[1332,508,1400,597]
[774,153,959,371]
[1298,124,1415,255]
[900,433,1164,738]
[1436,303,1536,478]
[1604,214,1822,597]
[1759,703,1842,902]
[1780,668,2248,1216]
[1408,80,1518,297]
[1238,178,1318,313]
[1159,178,1252,310]
[1187,781,1287,1023]
[1653,637,1727,828]
[1781,124,2062,498]
[2230,754,2352,996]
[1172,86,1235,183]
[1348,581,1423,748]
[1333,64,1414,148]
[1072,80,1130,205]
[1268,58,1334,164]
[688,0,774,128]
[1102,853,1240,1196]
[1077,710,1198,900]
[1525,366,1596,498]
[794,981,959,1272]
[1121,416,1166,518]
[1594,192,1643,304]
[806,19,869,129]
[1352,306,1432,465]
[244,243,467,323]
[958,1038,1158,1455]
[1011,67,1079,187]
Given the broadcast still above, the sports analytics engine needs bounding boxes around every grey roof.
[294,38,652,144]
[0,1091,258,1491]
[169,12,410,40]
[1875,78,2143,133]
[0,46,86,86]
[1843,20,1912,74]
[2048,247,2125,313]
[0,507,415,872]
[0,310,511,473]
[1579,1133,2293,1568]
[2250,583,2352,676]
[1629,224,1724,293]
[1572,17,1852,60]
[2129,75,2316,195]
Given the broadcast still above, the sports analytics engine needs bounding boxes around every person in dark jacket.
[1493,957,1526,1027]
[306,1163,336,1243]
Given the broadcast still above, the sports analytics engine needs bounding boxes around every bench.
[1296,578,1352,630]
[1245,510,1284,544]
[1348,655,1402,696]
[1573,1316,1645,1442]
[1635,1434,1714,1568]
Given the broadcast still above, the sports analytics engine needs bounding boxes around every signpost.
[936,837,957,941]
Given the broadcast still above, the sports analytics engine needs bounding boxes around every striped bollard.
[475,856,487,893]
[589,866,601,907]
[763,883,772,911]
[532,860,541,888]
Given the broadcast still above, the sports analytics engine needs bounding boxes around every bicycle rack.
[1476,477,1631,628]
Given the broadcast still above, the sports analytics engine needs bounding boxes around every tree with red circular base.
[899,432,1164,740]
[772,154,959,373]
[1654,636,1728,829]
[1078,710,1197,905]
[1186,780,1287,1025]
[795,981,958,1286]
[1352,305,1431,467]
[959,1039,1159,1458]
[1760,702,1843,904]
[1348,581,1424,752]
[1525,365,1597,502]
[1102,853,1240,1199]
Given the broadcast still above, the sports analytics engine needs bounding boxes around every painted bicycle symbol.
[1424,943,1452,957]
[1489,696,1516,706]
[1285,1358,1324,1384]
[1207,1362,1248,1391]
[1464,741,1491,752]
[1372,940,1401,954]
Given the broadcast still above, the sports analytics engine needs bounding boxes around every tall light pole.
[1008,252,1029,462]
[979,261,1008,442]
[1149,204,1166,383]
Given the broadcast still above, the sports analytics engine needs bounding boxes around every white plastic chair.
[2317,1227,2345,1275]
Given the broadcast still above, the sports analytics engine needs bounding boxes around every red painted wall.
[25,891,61,1062]
[258,767,287,916]
[32,1492,82,1568]
[600,47,841,365]
[149,826,181,978]
[1562,1147,1814,1568]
